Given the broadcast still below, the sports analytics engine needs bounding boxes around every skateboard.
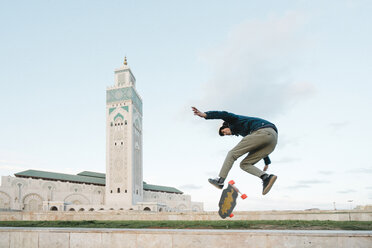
[218,180,247,218]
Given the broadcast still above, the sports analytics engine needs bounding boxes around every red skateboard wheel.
[241,194,247,199]
[228,180,235,185]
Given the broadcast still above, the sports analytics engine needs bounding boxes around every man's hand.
[263,164,269,172]
[192,107,207,118]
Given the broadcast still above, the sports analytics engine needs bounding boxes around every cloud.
[0,160,31,173]
[197,12,316,117]
[286,184,311,190]
[318,170,335,175]
[337,189,357,194]
[179,184,202,190]
[0,159,33,167]
[0,158,82,176]
[297,180,329,184]
[277,135,300,149]
[286,179,329,190]
[274,157,301,164]
[347,167,372,174]
[0,165,28,172]
[330,121,349,129]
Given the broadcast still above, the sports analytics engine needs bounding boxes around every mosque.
[0,59,203,213]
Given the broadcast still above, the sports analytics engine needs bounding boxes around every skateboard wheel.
[241,194,247,199]
[229,213,234,218]
[228,180,235,185]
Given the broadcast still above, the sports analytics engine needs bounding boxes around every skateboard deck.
[218,180,247,219]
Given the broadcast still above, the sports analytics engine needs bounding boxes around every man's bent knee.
[227,150,240,161]
[240,163,252,171]
[240,162,264,177]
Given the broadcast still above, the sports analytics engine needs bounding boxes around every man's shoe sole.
[263,175,277,195]
[208,179,223,189]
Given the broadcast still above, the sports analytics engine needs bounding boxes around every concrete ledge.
[0,227,371,248]
[1,210,371,221]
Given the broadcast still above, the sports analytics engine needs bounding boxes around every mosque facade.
[0,59,203,213]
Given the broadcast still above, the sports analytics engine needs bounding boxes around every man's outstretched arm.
[192,107,239,122]
[192,107,207,118]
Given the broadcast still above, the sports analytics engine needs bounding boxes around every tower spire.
[106,60,143,209]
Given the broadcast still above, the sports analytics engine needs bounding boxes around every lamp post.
[348,200,353,221]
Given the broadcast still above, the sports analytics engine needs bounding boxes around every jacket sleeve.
[204,111,239,123]
[263,156,271,165]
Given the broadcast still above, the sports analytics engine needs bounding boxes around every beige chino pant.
[218,127,278,179]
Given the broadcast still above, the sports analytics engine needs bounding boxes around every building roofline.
[14,169,183,194]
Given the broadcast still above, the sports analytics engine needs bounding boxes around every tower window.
[117,188,120,193]
[110,190,113,193]
[121,142,123,145]
[111,122,113,126]
[125,190,127,193]
[125,120,127,125]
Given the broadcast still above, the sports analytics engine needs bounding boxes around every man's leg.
[209,136,257,189]
[239,148,275,177]
[239,128,277,177]
[218,129,274,179]
[239,128,278,194]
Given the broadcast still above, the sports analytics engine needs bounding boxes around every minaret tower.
[105,57,143,209]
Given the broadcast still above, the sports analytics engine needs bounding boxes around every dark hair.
[219,121,229,136]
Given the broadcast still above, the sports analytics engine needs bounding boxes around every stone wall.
[142,191,203,212]
[0,228,371,248]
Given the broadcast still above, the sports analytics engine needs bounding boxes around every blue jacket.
[205,111,277,165]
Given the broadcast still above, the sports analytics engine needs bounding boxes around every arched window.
[50,206,58,211]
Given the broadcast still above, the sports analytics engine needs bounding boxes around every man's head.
[219,121,232,136]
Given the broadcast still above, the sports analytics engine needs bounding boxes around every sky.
[0,0,371,211]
